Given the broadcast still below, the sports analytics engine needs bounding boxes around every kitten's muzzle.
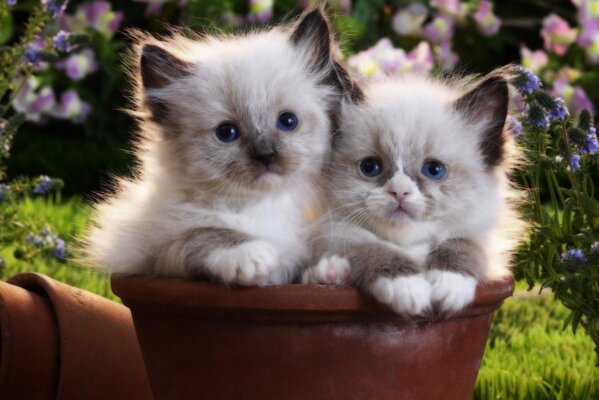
[252,151,278,167]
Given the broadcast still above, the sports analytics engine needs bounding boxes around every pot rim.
[112,273,515,321]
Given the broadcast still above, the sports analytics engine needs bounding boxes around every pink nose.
[389,191,410,202]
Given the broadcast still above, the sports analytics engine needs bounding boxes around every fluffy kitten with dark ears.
[306,72,523,315]
[84,9,359,284]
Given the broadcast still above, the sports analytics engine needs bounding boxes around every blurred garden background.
[1,1,598,398]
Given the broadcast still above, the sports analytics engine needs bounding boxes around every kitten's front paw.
[369,274,432,316]
[301,255,350,284]
[426,270,477,313]
[205,240,279,286]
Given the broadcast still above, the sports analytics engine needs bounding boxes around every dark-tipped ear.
[140,44,193,90]
[330,60,365,104]
[455,76,509,167]
[290,8,332,72]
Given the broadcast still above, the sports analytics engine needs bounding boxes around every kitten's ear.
[290,8,332,72]
[290,8,365,103]
[455,76,509,167]
[140,44,193,90]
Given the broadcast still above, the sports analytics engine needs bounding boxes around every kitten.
[305,71,522,315]
[83,9,359,285]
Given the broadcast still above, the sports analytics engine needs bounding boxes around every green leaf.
[578,193,599,218]
[0,13,12,45]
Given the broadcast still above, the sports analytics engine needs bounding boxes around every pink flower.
[64,1,123,37]
[247,0,273,24]
[430,0,464,17]
[541,14,577,55]
[434,41,459,70]
[348,38,433,80]
[520,46,549,73]
[422,14,455,43]
[552,78,595,116]
[472,0,501,36]
[577,17,599,63]
[392,3,428,36]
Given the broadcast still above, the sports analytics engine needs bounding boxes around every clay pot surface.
[1,273,152,400]
[112,274,515,400]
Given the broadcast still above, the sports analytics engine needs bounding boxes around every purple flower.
[55,48,97,81]
[42,0,69,17]
[570,154,581,171]
[52,90,91,123]
[23,47,41,64]
[7,0,17,7]
[472,0,501,36]
[509,117,523,137]
[547,97,570,121]
[526,104,549,129]
[561,247,585,271]
[54,238,67,260]
[392,3,428,36]
[33,175,54,195]
[571,86,595,116]
[12,77,56,122]
[577,15,599,63]
[520,46,549,74]
[514,67,541,94]
[52,30,73,52]
[247,0,273,24]
[422,14,455,43]
[583,127,599,155]
[561,248,585,262]
[541,14,577,56]
[26,233,44,247]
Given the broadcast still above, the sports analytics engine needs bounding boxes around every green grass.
[2,197,598,399]
[0,196,116,301]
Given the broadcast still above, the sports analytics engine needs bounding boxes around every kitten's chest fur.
[214,183,319,255]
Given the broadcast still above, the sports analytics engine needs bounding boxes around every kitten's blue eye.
[277,112,299,132]
[421,160,446,180]
[215,123,239,143]
[359,158,383,177]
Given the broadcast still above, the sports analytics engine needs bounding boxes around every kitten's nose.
[389,190,410,202]
[253,151,277,166]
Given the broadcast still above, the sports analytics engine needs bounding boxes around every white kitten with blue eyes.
[306,72,523,315]
[83,9,361,285]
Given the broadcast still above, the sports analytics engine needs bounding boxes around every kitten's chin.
[253,172,286,192]
[385,208,415,226]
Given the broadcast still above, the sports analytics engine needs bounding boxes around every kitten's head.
[132,9,359,193]
[331,73,513,240]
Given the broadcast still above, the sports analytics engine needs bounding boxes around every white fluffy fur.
[84,23,339,284]
[369,274,432,316]
[301,255,350,284]
[311,75,523,313]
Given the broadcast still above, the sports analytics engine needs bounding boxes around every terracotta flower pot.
[0,273,152,400]
[112,274,515,400]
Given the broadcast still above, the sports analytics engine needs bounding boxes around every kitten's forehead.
[342,77,481,166]
[179,31,327,128]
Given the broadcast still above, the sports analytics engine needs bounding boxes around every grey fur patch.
[345,243,420,288]
[425,238,485,278]
[153,227,250,279]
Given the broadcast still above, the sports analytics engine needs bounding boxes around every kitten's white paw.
[369,274,432,316]
[426,270,477,313]
[301,255,350,284]
[205,240,279,286]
